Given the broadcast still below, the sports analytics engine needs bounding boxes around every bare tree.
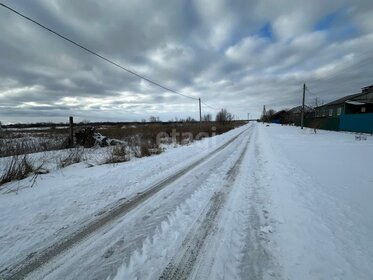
[267,109,276,119]
[215,109,234,123]
[308,97,325,114]
[260,108,276,122]
[308,97,325,134]
[149,116,160,122]
[184,116,196,122]
[202,113,212,122]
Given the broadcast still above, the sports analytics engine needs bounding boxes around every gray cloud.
[0,0,373,123]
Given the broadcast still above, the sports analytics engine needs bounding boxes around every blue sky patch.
[335,24,360,41]
[314,12,338,31]
[314,8,360,41]
[258,22,273,40]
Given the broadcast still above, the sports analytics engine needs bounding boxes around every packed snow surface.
[0,125,247,269]
[1,123,372,280]
[257,125,373,280]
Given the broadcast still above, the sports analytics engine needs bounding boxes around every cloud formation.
[0,0,372,123]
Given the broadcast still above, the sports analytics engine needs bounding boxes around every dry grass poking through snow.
[0,154,35,185]
[58,148,85,168]
[98,122,245,145]
[0,121,246,186]
[0,128,70,158]
[104,145,129,164]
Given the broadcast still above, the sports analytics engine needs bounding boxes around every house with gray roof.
[311,85,373,133]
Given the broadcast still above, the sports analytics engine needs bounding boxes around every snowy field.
[0,123,372,279]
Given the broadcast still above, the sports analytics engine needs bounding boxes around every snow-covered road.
[1,123,373,280]
[24,128,252,280]
[0,126,248,272]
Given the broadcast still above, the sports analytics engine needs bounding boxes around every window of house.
[361,107,366,113]
[337,107,342,116]
[329,108,333,117]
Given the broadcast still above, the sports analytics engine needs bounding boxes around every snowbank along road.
[2,123,373,280]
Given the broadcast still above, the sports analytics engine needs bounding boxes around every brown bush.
[0,154,35,186]
[104,145,128,164]
[98,122,245,145]
[126,135,162,158]
[58,147,85,168]
[139,140,162,157]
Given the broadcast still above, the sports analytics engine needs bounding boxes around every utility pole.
[301,83,306,129]
[199,98,202,123]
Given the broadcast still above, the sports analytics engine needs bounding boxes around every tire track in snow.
[190,127,281,280]
[49,130,251,280]
[158,133,250,280]
[237,138,280,280]
[1,128,249,280]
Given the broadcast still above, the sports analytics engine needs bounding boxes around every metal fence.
[304,117,340,131]
[340,113,373,133]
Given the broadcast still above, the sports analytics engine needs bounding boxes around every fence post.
[301,83,306,129]
[69,116,74,147]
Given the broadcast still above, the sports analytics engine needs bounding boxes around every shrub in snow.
[75,127,122,148]
[58,147,85,168]
[104,145,129,164]
[0,154,35,186]
[75,128,96,148]
[127,136,162,158]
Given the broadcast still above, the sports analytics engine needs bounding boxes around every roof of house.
[288,105,313,113]
[321,92,364,107]
[272,110,288,119]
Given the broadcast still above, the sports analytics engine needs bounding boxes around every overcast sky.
[0,0,373,123]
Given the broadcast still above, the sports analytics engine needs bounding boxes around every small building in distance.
[270,110,289,124]
[288,105,314,125]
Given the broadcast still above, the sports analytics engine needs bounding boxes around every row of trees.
[260,109,276,122]
[147,108,235,123]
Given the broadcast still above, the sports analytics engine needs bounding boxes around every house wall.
[315,104,344,117]
[345,103,373,114]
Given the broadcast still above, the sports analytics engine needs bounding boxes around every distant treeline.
[3,120,247,129]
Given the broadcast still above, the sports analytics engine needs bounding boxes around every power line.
[304,50,373,100]
[307,53,373,86]
[0,2,199,101]
[301,49,373,102]
[305,86,317,97]
[201,101,219,111]
[305,86,324,105]
[306,75,372,98]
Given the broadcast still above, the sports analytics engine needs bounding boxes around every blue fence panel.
[340,113,373,133]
